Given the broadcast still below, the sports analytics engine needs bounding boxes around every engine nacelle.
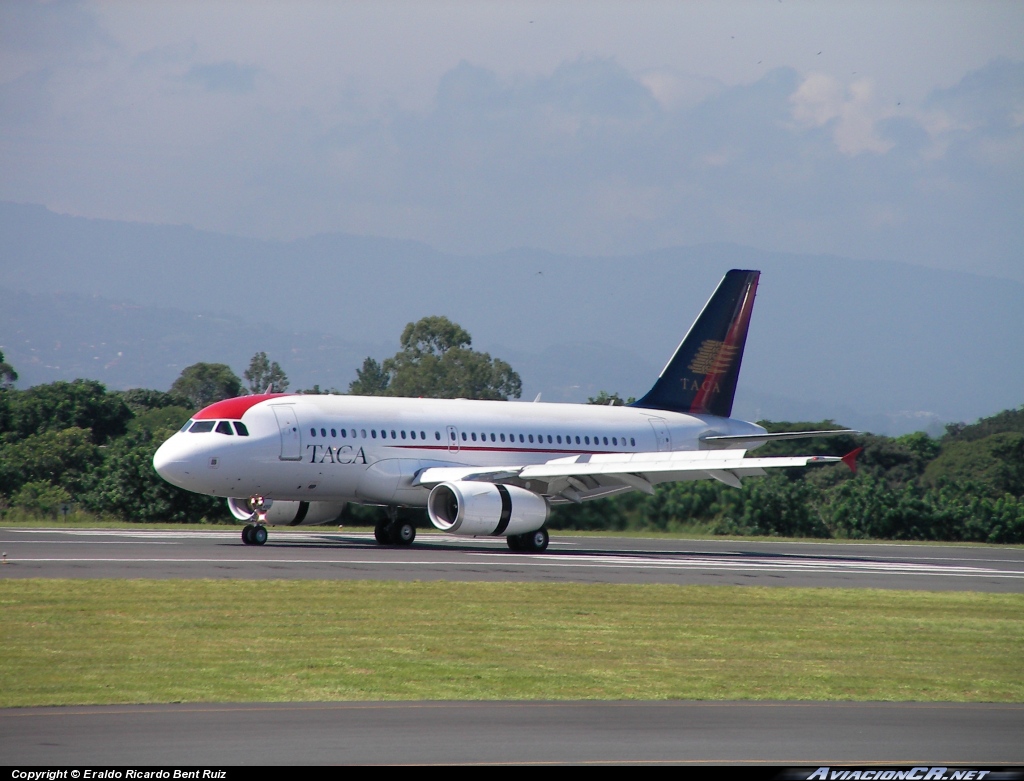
[427,481,548,537]
[227,498,345,526]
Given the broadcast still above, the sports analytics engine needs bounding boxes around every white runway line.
[7,556,1023,578]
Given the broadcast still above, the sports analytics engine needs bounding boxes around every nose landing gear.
[241,495,269,546]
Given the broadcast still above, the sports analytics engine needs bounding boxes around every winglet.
[841,447,864,473]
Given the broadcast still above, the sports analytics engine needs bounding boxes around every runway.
[1,526,1022,592]
[4,526,1022,765]
[4,701,1023,765]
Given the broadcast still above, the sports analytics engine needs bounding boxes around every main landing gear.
[506,527,549,552]
[241,495,269,546]
[374,507,416,547]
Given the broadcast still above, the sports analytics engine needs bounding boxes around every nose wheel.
[242,495,269,546]
[242,524,268,545]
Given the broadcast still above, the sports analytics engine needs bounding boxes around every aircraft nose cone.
[153,436,193,488]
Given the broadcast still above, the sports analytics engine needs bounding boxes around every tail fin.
[631,269,759,419]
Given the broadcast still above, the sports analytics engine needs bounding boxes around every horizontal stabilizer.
[701,429,858,445]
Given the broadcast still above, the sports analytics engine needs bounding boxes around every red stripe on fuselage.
[386,444,622,455]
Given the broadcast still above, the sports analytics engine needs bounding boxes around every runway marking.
[6,556,1022,578]
[0,540,180,545]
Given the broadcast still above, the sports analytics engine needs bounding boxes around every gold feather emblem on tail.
[688,340,738,375]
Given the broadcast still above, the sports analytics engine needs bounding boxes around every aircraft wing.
[414,449,845,501]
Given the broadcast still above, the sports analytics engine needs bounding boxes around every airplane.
[153,269,858,551]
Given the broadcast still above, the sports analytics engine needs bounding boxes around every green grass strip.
[1,580,1021,706]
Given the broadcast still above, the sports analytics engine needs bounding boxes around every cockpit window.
[188,421,216,434]
[233,422,249,436]
[181,419,194,432]
[215,421,234,435]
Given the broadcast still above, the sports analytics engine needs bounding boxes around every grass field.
[2,579,1021,707]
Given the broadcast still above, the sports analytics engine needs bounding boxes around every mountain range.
[2,201,1021,436]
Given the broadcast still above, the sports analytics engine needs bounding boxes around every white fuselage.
[153,394,767,507]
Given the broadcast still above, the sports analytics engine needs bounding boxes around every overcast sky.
[2,1,1022,280]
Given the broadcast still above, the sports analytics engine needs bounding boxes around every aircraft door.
[648,417,672,451]
[271,405,302,461]
[446,426,460,453]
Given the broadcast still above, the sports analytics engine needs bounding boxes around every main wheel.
[522,527,549,552]
[252,525,268,545]
[374,522,393,545]
[241,524,255,545]
[392,521,416,546]
[506,534,522,551]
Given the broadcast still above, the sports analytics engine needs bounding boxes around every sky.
[1,1,1023,280]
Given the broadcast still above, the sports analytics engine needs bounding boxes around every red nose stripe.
[193,393,292,420]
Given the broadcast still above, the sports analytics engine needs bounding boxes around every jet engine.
[227,497,345,526]
[427,481,548,536]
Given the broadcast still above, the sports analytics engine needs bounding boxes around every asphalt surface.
[4,701,1023,765]
[1,526,1023,591]
[4,527,1022,765]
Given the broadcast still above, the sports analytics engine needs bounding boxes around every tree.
[170,363,242,409]
[348,358,390,396]
[0,350,17,389]
[1,379,132,444]
[244,352,290,394]
[350,317,522,400]
[588,391,635,406]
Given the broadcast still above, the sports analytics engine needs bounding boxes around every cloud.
[790,72,893,155]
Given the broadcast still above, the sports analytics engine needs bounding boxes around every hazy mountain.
[2,202,1021,435]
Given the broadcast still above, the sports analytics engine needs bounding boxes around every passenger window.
[603,437,608,445]
[436,431,441,440]
[371,430,377,438]
[462,432,467,441]
[391,430,396,439]
[310,428,316,437]
[612,437,617,446]
[361,429,366,438]
[233,422,249,436]
[189,421,215,433]
[500,433,505,442]
[331,428,336,437]
[630,438,636,446]
[421,431,426,440]
[556,435,562,444]
[528,435,534,443]
[216,421,233,435]
[585,436,590,445]
[471,433,477,441]
[341,429,347,438]
[490,433,496,442]
[321,428,327,438]
[575,436,581,444]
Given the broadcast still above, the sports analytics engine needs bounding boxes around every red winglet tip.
[841,447,864,473]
